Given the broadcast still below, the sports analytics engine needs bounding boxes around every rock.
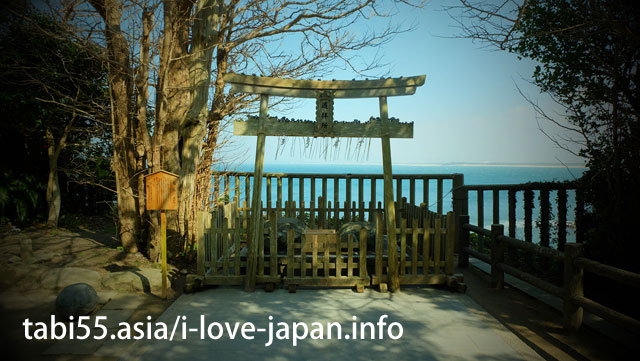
[238,246,248,258]
[55,283,99,319]
[101,268,170,294]
[28,250,61,264]
[41,267,102,290]
[338,221,377,250]
[1,233,24,246]
[137,268,170,293]
[263,217,305,251]
[0,243,20,256]
[0,264,49,289]
[19,237,33,260]
[101,271,143,292]
[184,274,203,293]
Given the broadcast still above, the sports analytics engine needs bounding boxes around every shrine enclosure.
[222,73,426,292]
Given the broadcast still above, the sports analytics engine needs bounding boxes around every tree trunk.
[102,0,139,253]
[148,212,161,262]
[192,45,229,226]
[153,0,192,255]
[133,8,154,255]
[179,0,223,248]
[44,113,75,228]
[46,156,61,228]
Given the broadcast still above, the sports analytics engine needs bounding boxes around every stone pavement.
[39,292,168,359]
[120,287,543,361]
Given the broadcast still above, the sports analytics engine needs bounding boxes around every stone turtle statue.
[55,283,99,319]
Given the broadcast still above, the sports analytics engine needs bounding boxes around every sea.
[225,163,587,246]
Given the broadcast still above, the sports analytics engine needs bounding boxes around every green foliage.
[0,12,107,137]
[58,213,81,229]
[508,1,640,272]
[0,171,43,225]
[0,7,113,223]
[469,233,491,254]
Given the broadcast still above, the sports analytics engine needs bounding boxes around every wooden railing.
[458,182,583,250]
[211,171,465,225]
[457,215,640,334]
[211,174,583,247]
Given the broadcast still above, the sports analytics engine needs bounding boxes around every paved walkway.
[37,291,168,359]
[121,287,543,361]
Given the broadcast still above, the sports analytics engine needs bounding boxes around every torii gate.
[222,73,426,292]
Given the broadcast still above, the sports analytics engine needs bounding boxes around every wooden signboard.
[145,170,178,210]
[144,170,179,298]
[315,90,335,136]
[302,229,337,252]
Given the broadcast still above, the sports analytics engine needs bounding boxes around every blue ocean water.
[223,163,586,245]
[255,163,583,184]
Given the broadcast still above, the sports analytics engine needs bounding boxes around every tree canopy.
[452,0,639,270]
[0,8,112,226]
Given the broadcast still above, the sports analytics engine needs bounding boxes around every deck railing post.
[452,174,467,253]
[524,189,533,242]
[575,189,584,244]
[457,215,470,268]
[563,243,584,331]
[540,189,550,247]
[557,189,567,251]
[452,174,467,213]
[490,224,505,289]
[445,212,456,275]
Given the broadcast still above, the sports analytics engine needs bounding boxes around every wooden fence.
[458,182,583,250]
[457,215,640,334]
[372,211,456,287]
[283,227,369,290]
[196,206,458,290]
[195,208,280,286]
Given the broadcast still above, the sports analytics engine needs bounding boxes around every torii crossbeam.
[223,73,426,292]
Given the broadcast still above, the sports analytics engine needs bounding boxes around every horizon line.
[251,161,587,168]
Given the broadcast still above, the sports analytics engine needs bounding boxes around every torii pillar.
[379,96,400,292]
[245,94,268,291]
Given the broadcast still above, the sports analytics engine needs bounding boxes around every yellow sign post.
[145,170,179,298]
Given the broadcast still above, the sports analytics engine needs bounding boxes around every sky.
[222,0,586,168]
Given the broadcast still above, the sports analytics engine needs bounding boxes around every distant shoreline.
[434,163,587,169]
[259,161,587,169]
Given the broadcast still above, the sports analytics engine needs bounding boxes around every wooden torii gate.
[222,73,426,292]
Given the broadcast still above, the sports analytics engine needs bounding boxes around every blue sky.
[225,0,585,167]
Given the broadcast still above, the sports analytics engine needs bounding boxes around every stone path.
[40,292,168,358]
[120,288,543,361]
[0,227,179,360]
[1,231,170,293]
